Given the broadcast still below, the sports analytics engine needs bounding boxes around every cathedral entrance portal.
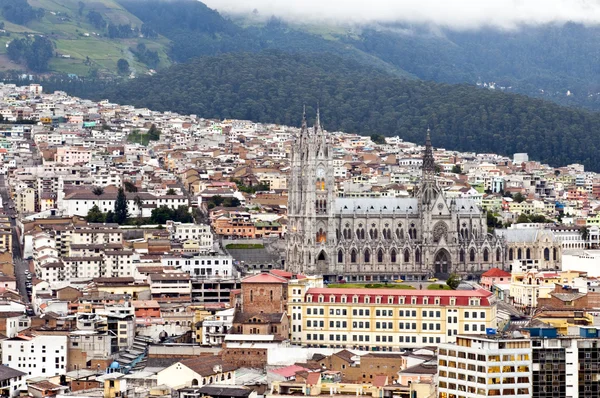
[434,250,451,278]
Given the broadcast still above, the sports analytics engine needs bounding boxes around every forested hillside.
[101,50,600,171]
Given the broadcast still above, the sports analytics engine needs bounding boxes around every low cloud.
[202,0,600,29]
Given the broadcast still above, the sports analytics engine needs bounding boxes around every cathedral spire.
[314,104,321,134]
[301,104,308,133]
[422,128,435,180]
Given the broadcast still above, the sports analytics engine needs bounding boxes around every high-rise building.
[438,327,600,398]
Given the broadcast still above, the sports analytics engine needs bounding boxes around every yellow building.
[509,269,561,314]
[0,215,12,253]
[14,187,35,214]
[289,288,496,351]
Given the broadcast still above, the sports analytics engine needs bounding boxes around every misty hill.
[342,23,600,110]
[100,50,600,171]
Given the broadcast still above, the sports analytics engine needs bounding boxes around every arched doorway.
[434,249,451,276]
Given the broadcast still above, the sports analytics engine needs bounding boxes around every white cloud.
[202,0,600,29]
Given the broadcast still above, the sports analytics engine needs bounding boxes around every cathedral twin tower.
[285,109,504,282]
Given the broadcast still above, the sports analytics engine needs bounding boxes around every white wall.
[2,335,67,377]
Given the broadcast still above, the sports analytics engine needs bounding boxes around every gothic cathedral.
[285,110,506,281]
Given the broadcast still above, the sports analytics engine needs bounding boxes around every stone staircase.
[115,336,153,373]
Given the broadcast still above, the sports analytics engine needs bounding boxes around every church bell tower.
[286,107,335,275]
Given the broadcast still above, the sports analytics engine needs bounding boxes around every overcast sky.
[202,0,600,29]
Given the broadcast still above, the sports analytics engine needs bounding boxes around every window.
[338,250,344,263]
[364,250,371,263]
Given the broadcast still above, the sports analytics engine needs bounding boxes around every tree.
[117,58,130,75]
[92,186,104,196]
[114,187,129,224]
[86,204,105,223]
[513,192,526,203]
[124,181,138,192]
[451,164,462,174]
[166,188,177,195]
[105,210,115,223]
[134,195,143,221]
[370,134,386,145]
[516,213,530,224]
[486,211,502,231]
[581,226,590,241]
[446,273,461,290]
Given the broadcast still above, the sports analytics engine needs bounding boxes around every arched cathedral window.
[469,249,475,262]
[483,248,489,262]
[404,249,410,263]
[509,248,513,261]
[415,249,421,264]
[517,248,522,259]
[316,228,326,243]
[460,249,465,262]
[391,249,397,263]
[351,249,357,263]
[496,248,501,262]
[526,248,531,260]
[553,248,557,261]
[364,249,371,263]
[377,249,384,263]
[338,250,343,263]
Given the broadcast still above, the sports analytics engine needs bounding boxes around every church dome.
[109,361,120,369]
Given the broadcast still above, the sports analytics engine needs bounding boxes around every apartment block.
[1,335,68,378]
[291,288,496,350]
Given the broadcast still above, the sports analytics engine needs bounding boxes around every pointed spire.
[300,104,308,136]
[422,127,435,180]
[314,103,321,134]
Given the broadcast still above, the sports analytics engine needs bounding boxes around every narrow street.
[0,175,29,302]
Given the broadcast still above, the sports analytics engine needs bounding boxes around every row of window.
[305,334,443,344]
[306,307,458,318]
[306,296,476,306]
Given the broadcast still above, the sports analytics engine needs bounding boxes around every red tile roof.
[305,372,321,386]
[373,375,388,387]
[481,268,511,278]
[305,288,493,306]
[242,273,287,284]
[270,364,310,378]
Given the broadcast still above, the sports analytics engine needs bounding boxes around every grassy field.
[226,243,265,249]
[328,283,416,290]
[427,284,452,290]
[4,0,171,76]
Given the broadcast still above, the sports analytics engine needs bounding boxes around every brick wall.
[222,347,268,369]
[242,282,286,313]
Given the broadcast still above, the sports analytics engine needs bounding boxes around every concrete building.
[438,327,600,398]
[1,334,68,377]
[437,334,532,398]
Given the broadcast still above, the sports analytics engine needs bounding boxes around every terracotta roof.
[179,357,236,376]
[270,364,309,378]
[242,273,287,284]
[305,372,320,386]
[373,375,388,387]
[481,268,511,278]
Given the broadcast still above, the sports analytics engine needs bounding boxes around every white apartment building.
[437,334,532,398]
[200,308,235,346]
[61,191,189,218]
[167,221,213,250]
[2,335,68,377]
[162,254,234,278]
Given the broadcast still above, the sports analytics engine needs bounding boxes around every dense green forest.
[99,50,600,171]
[345,23,600,109]
[116,0,409,76]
